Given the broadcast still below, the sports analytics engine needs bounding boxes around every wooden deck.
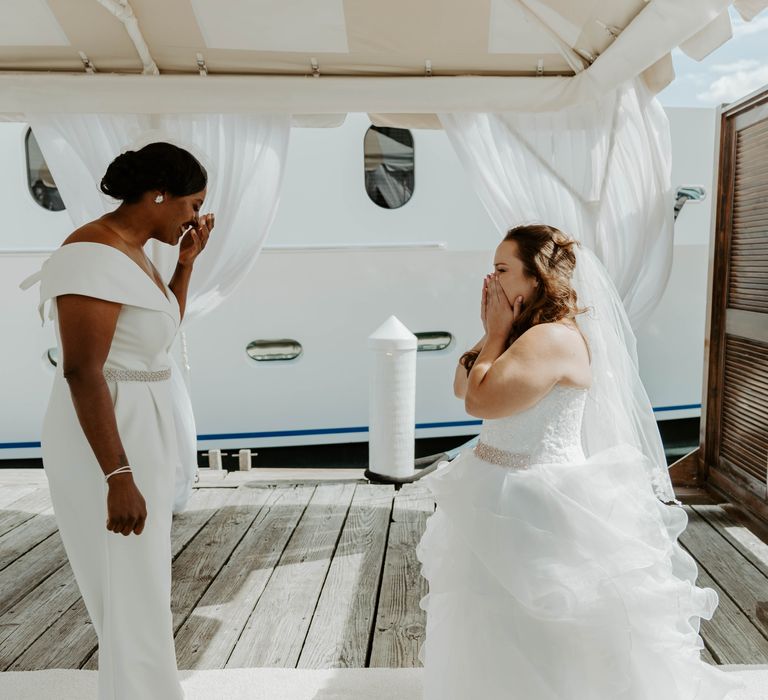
[1,468,768,671]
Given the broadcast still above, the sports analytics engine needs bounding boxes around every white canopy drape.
[440,78,673,327]
[26,112,290,510]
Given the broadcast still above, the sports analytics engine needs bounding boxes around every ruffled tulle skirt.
[416,445,744,700]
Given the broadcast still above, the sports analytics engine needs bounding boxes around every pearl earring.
[154,195,164,204]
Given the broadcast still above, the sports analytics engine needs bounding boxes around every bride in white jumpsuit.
[24,142,212,700]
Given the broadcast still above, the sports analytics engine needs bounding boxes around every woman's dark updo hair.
[100,142,207,204]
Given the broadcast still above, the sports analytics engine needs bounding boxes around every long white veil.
[573,245,678,504]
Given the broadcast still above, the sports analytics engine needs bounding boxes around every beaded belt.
[103,367,171,382]
[474,441,531,469]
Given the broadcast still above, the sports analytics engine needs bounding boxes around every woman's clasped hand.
[482,273,523,340]
[178,212,215,268]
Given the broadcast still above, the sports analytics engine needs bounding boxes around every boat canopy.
[0,0,767,121]
[5,1,767,511]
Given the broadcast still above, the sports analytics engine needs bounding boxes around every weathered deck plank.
[170,486,276,633]
[169,487,239,559]
[0,485,37,509]
[9,487,234,672]
[0,506,57,572]
[0,564,80,670]
[0,471,48,488]
[679,506,768,636]
[695,565,768,664]
[215,469,367,485]
[0,473,767,671]
[369,484,434,668]
[83,486,269,671]
[701,645,717,665]
[0,488,51,538]
[391,482,435,523]
[175,484,315,669]
[297,484,393,669]
[0,532,67,617]
[692,504,768,581]
[226,482,356,668]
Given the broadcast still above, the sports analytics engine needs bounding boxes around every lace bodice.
[478,383,588,465]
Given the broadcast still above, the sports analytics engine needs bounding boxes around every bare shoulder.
[513,321,591,386]
[512,322,578,358]
[61,220,124,250]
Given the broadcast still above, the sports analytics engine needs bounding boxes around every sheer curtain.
[26,112,290,510]
[440,78,673,327]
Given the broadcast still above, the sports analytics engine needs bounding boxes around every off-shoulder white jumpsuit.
[27,242,184,700]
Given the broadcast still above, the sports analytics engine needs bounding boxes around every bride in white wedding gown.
[416,224,744,700]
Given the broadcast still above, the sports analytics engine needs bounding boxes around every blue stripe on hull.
[0,441,42,449]
[0,403,703,449]
[653,403,701,412]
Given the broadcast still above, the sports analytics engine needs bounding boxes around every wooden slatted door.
[704,87,768,516]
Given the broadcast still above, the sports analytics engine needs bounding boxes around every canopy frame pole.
[96,0,159,75]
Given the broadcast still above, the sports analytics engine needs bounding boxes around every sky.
[657,7,768,108]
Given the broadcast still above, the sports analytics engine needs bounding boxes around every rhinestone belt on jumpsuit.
[473,441,532,469]
[102,367,171,382]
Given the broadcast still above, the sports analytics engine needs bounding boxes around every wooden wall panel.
[728,118,768,315]
[720,336,768,489]
[703,87,768,515]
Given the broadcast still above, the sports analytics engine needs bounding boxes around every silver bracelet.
[104,465,132,482]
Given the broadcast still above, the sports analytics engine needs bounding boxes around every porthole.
[415,332,453,352]
[246,339,303,362]
[25,129,65,211]
[364,125,414,209]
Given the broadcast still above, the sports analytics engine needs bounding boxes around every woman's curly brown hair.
[460,224,586,373]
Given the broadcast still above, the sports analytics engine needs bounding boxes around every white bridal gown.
[416,383,743,700]
[26,242,184,700]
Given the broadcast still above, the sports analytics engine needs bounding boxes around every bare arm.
[464,326,562,419]
[453,334,486,399]
[56,294,147,536]
[455,275,492,400]
[171,213,213,320]
[169,263,193,320]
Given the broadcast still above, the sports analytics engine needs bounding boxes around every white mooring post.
[207,449,223,470]
[238,449,253,471]
[368,315,417,481]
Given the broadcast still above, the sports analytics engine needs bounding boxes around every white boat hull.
[0,109,716,459]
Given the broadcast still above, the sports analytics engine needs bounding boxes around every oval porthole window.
[25,129,65,211]
[364,125,414,209]
[415,332,453,352]
[46,347,59,367]
[246,339,303,362]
